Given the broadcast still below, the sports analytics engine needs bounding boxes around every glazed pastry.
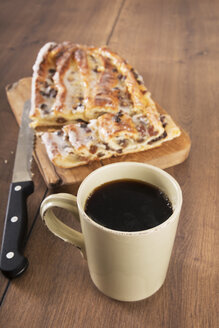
[30,42,181,168]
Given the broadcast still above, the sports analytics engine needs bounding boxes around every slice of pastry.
[30,42,163,132]
[40,112,180,168]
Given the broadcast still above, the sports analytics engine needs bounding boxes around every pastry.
[30,42,181,168]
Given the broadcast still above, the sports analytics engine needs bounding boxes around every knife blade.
[0,100,34,279]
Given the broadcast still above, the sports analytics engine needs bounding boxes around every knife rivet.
[6,252,14,259]
[11,216,18,223]
[15,185,22,191]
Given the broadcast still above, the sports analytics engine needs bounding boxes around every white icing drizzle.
[30,42,57,118]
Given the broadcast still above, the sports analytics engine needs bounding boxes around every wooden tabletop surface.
[0,0,218,327]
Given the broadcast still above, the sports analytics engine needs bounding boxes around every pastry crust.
[31,42,181,168]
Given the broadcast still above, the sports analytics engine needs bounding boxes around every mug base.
[93,280,165,302]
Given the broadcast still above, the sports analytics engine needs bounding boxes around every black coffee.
[85,179,173,232]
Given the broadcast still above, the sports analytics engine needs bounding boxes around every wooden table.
[0,0,218,327]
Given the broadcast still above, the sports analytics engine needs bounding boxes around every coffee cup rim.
[77,162,183,236]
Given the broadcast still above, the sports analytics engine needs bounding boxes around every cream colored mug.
[40,162,182,301]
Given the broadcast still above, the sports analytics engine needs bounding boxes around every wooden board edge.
[6,77,32,125]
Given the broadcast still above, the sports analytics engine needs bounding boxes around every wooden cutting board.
[6,77,191,188]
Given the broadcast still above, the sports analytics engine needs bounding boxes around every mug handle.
[40,193,86,258]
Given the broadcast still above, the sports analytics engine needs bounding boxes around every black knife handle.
[0,181,34,279]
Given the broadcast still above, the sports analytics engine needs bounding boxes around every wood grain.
[0,0,218,327]
[6,77,190,187]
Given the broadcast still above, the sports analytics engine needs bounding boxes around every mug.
[40,162,182,302]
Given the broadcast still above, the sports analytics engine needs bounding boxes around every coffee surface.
[85,179,173,232]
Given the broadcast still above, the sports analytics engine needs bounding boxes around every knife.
[0,100,34,279]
